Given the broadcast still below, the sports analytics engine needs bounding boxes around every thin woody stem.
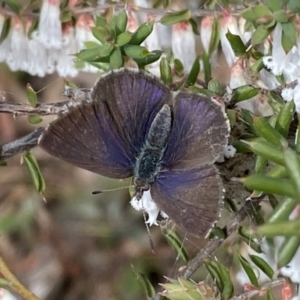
[0,4,244,19]
[0,255,40,300]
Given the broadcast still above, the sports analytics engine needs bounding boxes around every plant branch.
[230,277,286,300]
[0,127,44,160]
[0,255,40,300]
[183,198,262,278]
[0,4,245,19]
[0,101,70,116]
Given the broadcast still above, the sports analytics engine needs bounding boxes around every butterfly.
[39,68,229,237]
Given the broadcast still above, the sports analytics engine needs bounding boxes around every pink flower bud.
[172,21,196,74]
[220,11,240,67]
[200,16,214,53]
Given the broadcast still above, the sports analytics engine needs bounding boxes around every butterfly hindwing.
[151,164,223,237]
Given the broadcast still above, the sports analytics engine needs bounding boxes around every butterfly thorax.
[133,104,172,199]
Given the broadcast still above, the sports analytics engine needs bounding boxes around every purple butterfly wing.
[151,93,229,236]
[39,69,171,178]
[163,93,229,170]
[151,164,223,237]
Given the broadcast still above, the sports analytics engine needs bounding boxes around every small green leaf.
[265,164,288,179]
[160,57,172,84]
[253,117,283,146]
[238,255,259,288]
[114,10,127,35]
[226,31,246,56]
[283,142,300,200]
[134,50,162,67]
[202,51,212,84]
[205,259,234,299]
[208,227,226,239]
[251,25,274,45]
[91,27,107,44]
[160,278,203,300]
[266,290,274,300]
[0,17,11,43]
[224,198,237,213]
[204,260,224,292]
[186,58,200,86]
[163,229,189,263]
[278,236,300,267]
[275,101,295,138]
[296,113,300,153]
[231,85,259,103]
[274,10,289,23]
[28,115,43,125]
[130,22,154,45]
[23,152,46,193]
[241,139,285,165]
[173,58,184,76]
[282,21,297,52]
[240,175,295,197]
[268,197,297,223]
[268,0,286,11]
[26,83,37,107]
[97,43,114,58]
[109,47,123,69]
[60,9,72,22]
[116,31,132,47]
[242,7,258,22]
[209,18,220,55]
[95,16,106,27]
[160,9,192,26]
[287,0,300,13]
[249,255,274,279]
[3,0,22,14]
[250,57,264,73]
[252,4,272,21]
[84,41,102,49]
[257,219,300,237]
[254,155,268,174]
[226,109,237,126]
[189,18,199,35]
[77,47,101,61]
[238,227,262,253]
[132,268,155,298]
[208,79,225,96]
[123,45,149,59]
[64,80,78,89]
[188,86,213,97]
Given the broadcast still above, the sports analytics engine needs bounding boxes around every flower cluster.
[2,2,299,118]
[0,0,101,77]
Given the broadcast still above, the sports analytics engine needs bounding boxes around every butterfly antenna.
[142,210,155,254]
[92,185,134,195]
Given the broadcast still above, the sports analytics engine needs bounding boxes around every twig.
[0,255,40,300]
[0,101,71,116]
[0,127,44,160]
[0,4,245,19]
[230,277,286,299]
[183,198,262,278]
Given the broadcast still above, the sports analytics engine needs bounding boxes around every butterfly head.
[133,178,151,200]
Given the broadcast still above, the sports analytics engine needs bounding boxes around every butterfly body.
[39,68,230,237]
[134,104,172,199]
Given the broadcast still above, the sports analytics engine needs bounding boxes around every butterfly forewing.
[162,93,229,170]
[39,69,171,179]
